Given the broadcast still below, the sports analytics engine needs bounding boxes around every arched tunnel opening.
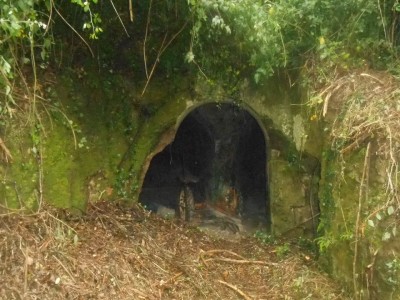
[139,103,269,231]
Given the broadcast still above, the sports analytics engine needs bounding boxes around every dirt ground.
[0,201,350,300]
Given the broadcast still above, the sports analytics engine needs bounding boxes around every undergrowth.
[308,68,400,297]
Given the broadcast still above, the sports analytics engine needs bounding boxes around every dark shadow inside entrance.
[139,103,270,229]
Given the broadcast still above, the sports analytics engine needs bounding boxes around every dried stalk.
[158,272,183,287]
[51,0,94,57]
[53,254,77,283]
[206,257,278,266]
[0,137,13,163]
[353,142,371,298]
[218,280,253,300]
[141,20,188,96]
[143,0,153,79]
[109,0,129,37]
[201,249,246,260]
[129,0,134,22]
[201,249,277,266]
[340,131,371,155]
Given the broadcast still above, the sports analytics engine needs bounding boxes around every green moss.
[0,122,39,211]
[317,142,400,297]
[42,119,79,209]
[270,157,304,235]
[318,148,337,233]
[126,96,187,200]
[0,65,135,213]
[37,70,132,211]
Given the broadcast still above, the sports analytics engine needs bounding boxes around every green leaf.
[10,21,21,31]
[387,206,395,216]
[185,51,195,63]
[5,85,11,96]
[71,0,83,6]
[376,213,382,221]
[44,38,52,48]
[1,58,12,74]
[41,50,46,60]
[382,231,391,241]
[44,0,51,11]
[367,219,375,227]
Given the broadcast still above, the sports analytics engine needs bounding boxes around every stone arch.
[139,101,271,230]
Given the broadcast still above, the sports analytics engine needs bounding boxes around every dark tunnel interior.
[139,103,269,227]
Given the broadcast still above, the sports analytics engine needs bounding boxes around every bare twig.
[36,143,44,212]
[53,254,77,283]
[44,0,53,35]
[21,243,29,296]
[377,0,388,41]
[340,131,371,155]
[0,137,13,163]
[141,20,189,96]
[143,0,153,79]
[365,248,379,296]
[46,212,77,234]
[280,213,321,236]
[109,0,130,37]
[207,257,278,266]
[158,272,183,287]
[192,59,210,80]
[201,249,246,260]
[353,142,371,298]
[200,249,278,266]
[131,288,148,298]
[51,0,94,57]
[50,106,77,149]
[360,73,385,85]
[322,81,346,117]
[129,0,134,22]
[217,280,253,300]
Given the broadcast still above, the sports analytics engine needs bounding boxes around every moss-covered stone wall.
[118,75,322,236]
[0,70,134,212]
[0,120,39,211]
[0,70,323,239]
[318,139,400,298]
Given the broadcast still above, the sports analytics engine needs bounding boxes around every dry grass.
[317,70,400,205]
[325,72,400,155]
[0,201,349,300]
[310,69,400,298]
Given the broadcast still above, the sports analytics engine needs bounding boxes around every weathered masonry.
[139,103,270,229]
[130,79,322,236]
[0,76,322,236]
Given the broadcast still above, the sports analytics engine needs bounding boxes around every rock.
[156,205,176,219]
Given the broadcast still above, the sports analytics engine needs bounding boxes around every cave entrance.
[139,103,270,231]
